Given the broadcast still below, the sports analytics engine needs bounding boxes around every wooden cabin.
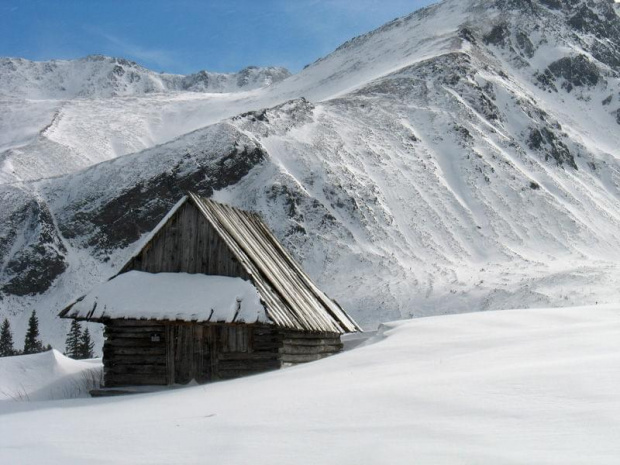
[59,193,360,387]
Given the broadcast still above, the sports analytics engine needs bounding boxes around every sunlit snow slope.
[0,56,290,182]
[1,305,620,464]
[1,0,620,347]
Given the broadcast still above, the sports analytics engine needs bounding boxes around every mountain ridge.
[0,55,291,99]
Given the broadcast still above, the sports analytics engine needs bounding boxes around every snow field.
[1,305,620,464]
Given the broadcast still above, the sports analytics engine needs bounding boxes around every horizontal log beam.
[105,365,166,375]
[252,335,283,342]
[103,347,166,356]
[279,345,342,355]
[105,374,167,387]
[251,344,282,352]
[218,361,280,371]
[281,331,340,339]
[282,339,342,347]
[104,330,165,338]
[103,355,166,366]
[218,352,278,361]
[279,353,331,363]
[252,327,278,334]
[105,339,166,348]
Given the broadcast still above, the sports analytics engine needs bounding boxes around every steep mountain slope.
[1,0,620,347]
[0,56,290,183]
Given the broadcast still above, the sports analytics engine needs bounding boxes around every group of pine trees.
[0,312,94,359]
[64,320,94,359]
[0,310,50,357]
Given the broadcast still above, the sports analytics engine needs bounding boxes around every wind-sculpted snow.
[1,0,620,348]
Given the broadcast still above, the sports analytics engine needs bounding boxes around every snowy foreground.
[2,305,620,464]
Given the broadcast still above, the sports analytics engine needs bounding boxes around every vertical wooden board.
[229,327,237,352]
[181,205,196,273]
[203,205,213,274]
[206,326,218,381]
[219,326,228,353]
[166,325,175,385]
[187,205,198,274]
[239,327,248,352]
[150,227,163,272]
[170,214,181,272]
[176,206,186,272]
[247,326,254,353]
[173,325,185,384]
[196,215,206,274]
[206,215,216,275]
[193,325,204,382]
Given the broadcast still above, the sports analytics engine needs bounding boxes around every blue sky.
[0,0,435,74]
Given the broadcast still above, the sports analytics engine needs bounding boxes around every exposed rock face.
[73,144,267,252]
[527,128,577,169]
[0,192,67,296]
[547,55,602,92]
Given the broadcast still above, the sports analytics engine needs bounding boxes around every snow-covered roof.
[183,193,360,333]
[64,271,268,324]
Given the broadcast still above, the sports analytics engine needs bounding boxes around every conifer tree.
[23,310,44,354]
[0,318,15,357]
[65,320,82,358]
[79,327,94,359]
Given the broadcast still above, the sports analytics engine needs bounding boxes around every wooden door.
[166,325,212,384]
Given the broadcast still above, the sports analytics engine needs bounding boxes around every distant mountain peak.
[0,55,291,99]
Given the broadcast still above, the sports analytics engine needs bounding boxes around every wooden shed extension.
[59,193,360,387]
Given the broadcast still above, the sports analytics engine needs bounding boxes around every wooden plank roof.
[60,193,361,334]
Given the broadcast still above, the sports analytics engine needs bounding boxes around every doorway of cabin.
[166,325,213,384]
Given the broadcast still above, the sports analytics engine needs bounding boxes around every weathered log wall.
[215,325,280,380]
[278,330,343,366]
[103,320,168,387]
[102,321,343,387]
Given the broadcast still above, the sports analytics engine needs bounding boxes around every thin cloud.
[88,27,179,70]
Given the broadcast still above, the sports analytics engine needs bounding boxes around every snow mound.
[0,349,102,401]
[1,305,620,464]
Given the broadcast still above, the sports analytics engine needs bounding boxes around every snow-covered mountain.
[0,55,291,99]
[0,56,291,183]
[2,0,620,348]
